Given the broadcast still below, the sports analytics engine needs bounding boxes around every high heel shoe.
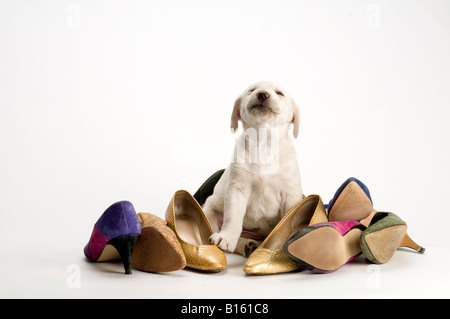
[165,190,227,272]
[327,177,376,226]
[131,212,186,272]
[360,212,425,264]
[243,195,328,275]
[84,201,141,274]
[283,221,366,273]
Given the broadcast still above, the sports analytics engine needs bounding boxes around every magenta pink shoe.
[283,221,366,273]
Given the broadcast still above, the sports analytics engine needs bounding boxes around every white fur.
[203,81,303,256]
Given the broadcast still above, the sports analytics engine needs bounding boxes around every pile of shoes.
[83,171,424,275]
[244,177,424,275]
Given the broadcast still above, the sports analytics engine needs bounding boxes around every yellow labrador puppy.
[203,81,303,257]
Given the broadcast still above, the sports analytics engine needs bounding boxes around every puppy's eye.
[276,91,284,97]
[248,89,255,95]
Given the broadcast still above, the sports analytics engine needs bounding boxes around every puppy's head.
[231,81,300,138]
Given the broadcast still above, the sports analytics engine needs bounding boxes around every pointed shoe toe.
[243,248,299,275]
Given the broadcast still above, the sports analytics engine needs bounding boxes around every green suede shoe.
[360,212,425,264]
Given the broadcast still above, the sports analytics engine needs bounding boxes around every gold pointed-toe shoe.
[165,190,227,272]
[243,194,328,275]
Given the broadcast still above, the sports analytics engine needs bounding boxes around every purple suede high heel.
[84,201,141,274]
[283,221,366,273]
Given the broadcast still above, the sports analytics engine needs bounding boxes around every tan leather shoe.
[327,177,374,223]
[165,190,227,272]
[243,195,328,275]
[131,212,186,273]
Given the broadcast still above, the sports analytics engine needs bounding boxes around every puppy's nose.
[257,91,270,101]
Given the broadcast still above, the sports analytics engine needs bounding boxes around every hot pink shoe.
[283,221,366,273]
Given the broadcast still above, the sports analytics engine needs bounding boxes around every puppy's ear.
[291,100,300,138]
[230,96,241,133]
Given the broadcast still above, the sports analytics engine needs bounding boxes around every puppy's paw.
[209,232,238,253]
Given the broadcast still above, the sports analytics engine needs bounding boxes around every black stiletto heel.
[108,234,139,274]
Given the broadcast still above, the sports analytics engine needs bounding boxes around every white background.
[1,0,449,298]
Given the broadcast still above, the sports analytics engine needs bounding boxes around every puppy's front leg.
[210,183,250,253]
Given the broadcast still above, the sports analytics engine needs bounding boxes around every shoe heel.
[400,233,425,254]
[108,234,139,274]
